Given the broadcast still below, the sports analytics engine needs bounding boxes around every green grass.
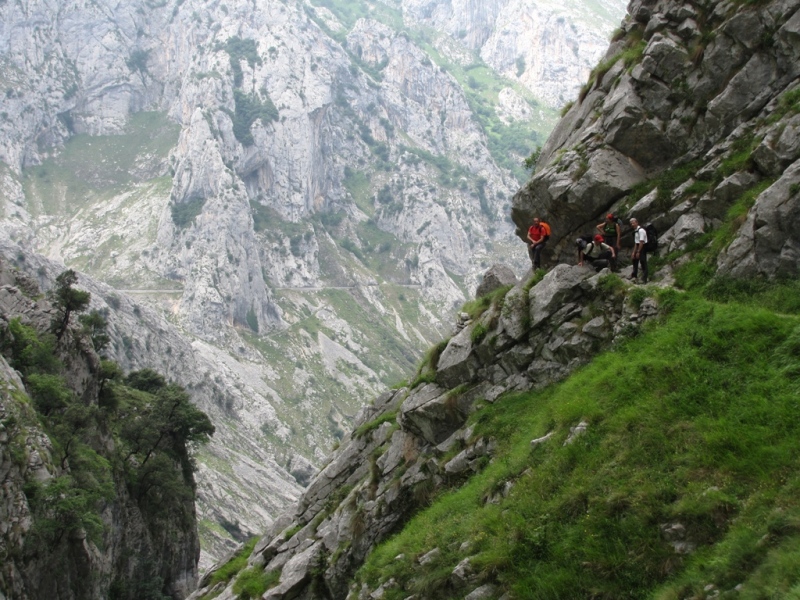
[23,111,179,218]
[355,289,800,599]
[354,410,398,439]
[206,537,259,589]
[344,167,373,216]
[461,284,514,320]
[232,567,280,599]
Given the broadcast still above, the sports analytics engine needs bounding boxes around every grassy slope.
[23,111,179,218]
[355,279,800,599]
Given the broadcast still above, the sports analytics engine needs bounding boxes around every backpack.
[576,234,593,251]
[541,222,551,239]
[644,223,658,252]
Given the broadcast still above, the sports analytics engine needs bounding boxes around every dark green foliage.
[354,410,398,439]
[475,177,490,217]
[376,185,392,205]
[125,368,167,393]
[2,288,211,598]
[319,210,345,227]
[224,37,262,88]
[515,56,526,77]
[79,308,111,352]
[207,537,259,588]
[4,318,61,375]
[25,470,112,545]
[227,89,279,146]
[246,307,259,333]
[470,322,488,344]
[170,196,206,228]
[115,373,214,514]
[98,359,123,410]
[523,146,541,171]
[50,269,91,341]
[26,373,73,416]
[340,238,364,261]
[462,284,513,318]
[233,567,281,599]
[126,50,150,74]
[250,199,273,232]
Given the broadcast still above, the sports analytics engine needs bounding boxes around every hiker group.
[526,214,656,283]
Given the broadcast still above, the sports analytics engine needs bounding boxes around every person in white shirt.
[629,218,648,283]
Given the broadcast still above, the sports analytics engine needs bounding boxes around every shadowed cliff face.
[0,264,202,600]
[512,0,800,278]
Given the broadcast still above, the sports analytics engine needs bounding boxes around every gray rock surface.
[475,264,518,299]
[512,0,800,274]
[0,0,626,562]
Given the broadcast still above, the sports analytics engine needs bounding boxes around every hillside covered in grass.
[354,274,800,599]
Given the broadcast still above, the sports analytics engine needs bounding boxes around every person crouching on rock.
[527,217,551,270]
[578,234,616,271]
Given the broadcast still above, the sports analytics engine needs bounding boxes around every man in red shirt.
[527,217,550,270]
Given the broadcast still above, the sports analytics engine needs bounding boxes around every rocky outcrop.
[474,263,518,298]
[512,0,800,279]
[0,263,201,599]
[190,264,663,600]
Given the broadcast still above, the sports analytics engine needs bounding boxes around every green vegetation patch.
[23,112,180,218]
[356,290,800,599]
[171,196,206,228]
[207,537,259,589]
[233,566,280,599]
[354,410,398,439]
[223,89,278,146]
[1,275,213,568]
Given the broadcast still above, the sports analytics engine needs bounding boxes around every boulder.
[287,454,317,487]
[435,325,477,389]
[582,316,610,339]
[528,265,594,330]
[465,584,498,600]
[263,541,321,599]
[399,383,467,445]
[752,113,800,176]
[475,264,517,299]
[718,160,800,278]
[450,557,474,587]
[665,212,707,252]
[498,284,530,341]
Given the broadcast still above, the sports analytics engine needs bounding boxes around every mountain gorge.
[185,0,800,598]
[0,0,626,566]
